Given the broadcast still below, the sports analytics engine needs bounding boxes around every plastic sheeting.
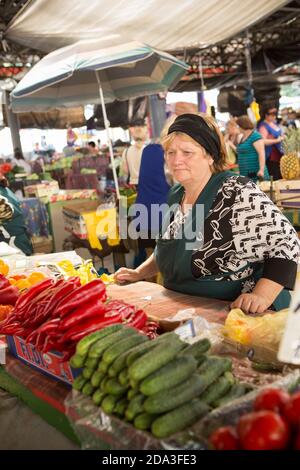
[6,0,288,53]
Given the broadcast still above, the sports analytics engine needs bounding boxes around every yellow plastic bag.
[224,308,288,352]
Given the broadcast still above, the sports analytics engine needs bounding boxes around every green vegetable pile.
[71,325,252,438]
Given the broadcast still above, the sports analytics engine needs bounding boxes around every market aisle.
[0,389,79,450]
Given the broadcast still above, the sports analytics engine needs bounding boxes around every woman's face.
[165,135,213,185]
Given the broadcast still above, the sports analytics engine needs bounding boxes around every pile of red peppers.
[0,277,158,360]
[0,274,19,306]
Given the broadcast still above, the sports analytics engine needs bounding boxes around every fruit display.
[280,128,300,180]
[0,278,155,360]
[209,387,300,450]
[71,325,252,439]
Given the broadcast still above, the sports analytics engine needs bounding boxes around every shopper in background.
[121,124,148,188]
[88,141,98,156]
[224,118,240,166]
[258,107,284,180]
[133,118,174,256]
[12,148,32,174]
[236,115,268,182]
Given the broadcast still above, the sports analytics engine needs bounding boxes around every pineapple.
[280,129,300,180]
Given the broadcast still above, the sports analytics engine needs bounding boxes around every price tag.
[278,279,300,364]
[174,319,196,341]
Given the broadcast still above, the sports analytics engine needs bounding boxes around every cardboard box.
[24,181,59,199]
[6,335,80,386]
[62,200,101,239]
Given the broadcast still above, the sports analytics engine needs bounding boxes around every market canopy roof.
[5,0,288,53]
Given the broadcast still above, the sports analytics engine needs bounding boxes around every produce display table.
[0,282,284,449]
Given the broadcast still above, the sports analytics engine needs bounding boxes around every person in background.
[258,107,284,180]
[224,118,240,166]
[133,118,173,257]
[236,115,268,182]
[121,124,148,188]
[66,125,78,146]
[12,148,31,174]
[88,141,98,156]
[0,175,32,255]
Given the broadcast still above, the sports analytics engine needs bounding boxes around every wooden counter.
[107,281,229,325]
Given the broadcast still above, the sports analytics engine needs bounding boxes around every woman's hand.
[114,267,142,284]
[257,169,264,179]
[230,293,270,314]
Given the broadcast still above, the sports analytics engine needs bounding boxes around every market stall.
[0,251,299,450]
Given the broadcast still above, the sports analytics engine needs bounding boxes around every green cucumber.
[151,398,209,438]
[144,374,207,414]
[72,374,87,391]
[179,338,211,358]
[82,367,94,380]
[200,372,235,406]
[213,383,249,408]
[102,334,147,365]
[118,369,129,386]
[140,355,197,396]
[82,382,95,396]
[101,395,119,414]
[70,353,86,369]
[104,378,128,396]
[88,327,136,359]
[197,356,232,389]
[100,376,110,391]
[76,324,123,356]
[98,361,109,374]
[126,341,157,367]
[111,338,151,375]
[127,388,139,400]
[128,339,184,382]
[134,413,158,431]
[91,370,104,388]
[85,357,99,370]
[92,389,106,406]
[114,397,128,417]
[125,394,145,421]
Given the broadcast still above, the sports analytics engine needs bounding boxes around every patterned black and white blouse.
[163,176,300,292]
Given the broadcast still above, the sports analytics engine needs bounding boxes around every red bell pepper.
[125,309,147,329]
[46,278,80,318]
[62,311,123,343]
[14,278,54,310]
[55,279,107,317]
[0,274,9,290]
[0,285,19,306]
[59,299,108,331]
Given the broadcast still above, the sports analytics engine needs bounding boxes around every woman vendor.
[0,175,33,255]
[115,114,300,314]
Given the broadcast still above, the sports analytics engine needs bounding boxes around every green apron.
[0,187,33,256]
[155,172,290,311]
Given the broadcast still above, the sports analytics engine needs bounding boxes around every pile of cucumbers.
[70,324,252,439]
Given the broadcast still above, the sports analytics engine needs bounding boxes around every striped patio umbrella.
[11,39,188,197]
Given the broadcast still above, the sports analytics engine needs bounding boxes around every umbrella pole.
[95,70,120,199]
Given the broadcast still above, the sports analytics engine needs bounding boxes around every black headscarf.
[167,113,221,161]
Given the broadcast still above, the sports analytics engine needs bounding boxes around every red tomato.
[237,411,290,450]
[209,426,239,450]
[283,392,300,427]
[254,388,290,414]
